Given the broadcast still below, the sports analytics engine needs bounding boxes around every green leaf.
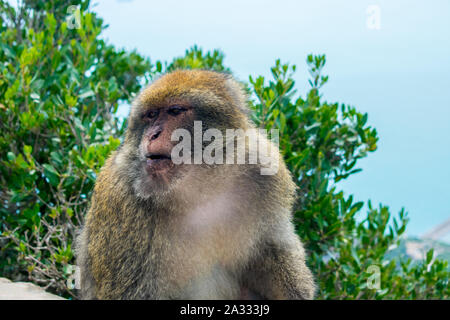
[78,90,95,99]
[426,249,434,264]
[43,164,60,186]
[23,145,32,155]
[7,152,16,162]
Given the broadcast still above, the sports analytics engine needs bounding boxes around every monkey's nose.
[149,128,162,141]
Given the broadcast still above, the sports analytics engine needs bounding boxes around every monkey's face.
[121,70,249,199]
[134,101,195,192]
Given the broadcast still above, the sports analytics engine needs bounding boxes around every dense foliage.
[0,0,448,299]
[0,0,152,297]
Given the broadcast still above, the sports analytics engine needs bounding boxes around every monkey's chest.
[91,214,250,299]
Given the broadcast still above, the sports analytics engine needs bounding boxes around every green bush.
[0,0,448,299]
[0,0,152,297]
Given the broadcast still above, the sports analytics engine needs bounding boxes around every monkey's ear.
[224,77,251,115]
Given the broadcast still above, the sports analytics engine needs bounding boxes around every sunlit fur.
[76,70,316,299]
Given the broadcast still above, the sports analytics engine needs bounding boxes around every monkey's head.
[116,70,250,199]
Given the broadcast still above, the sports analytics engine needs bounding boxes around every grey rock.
[0,278,65,300]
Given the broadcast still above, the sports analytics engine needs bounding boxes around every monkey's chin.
[144,158,174,173]
[131,160,178,198]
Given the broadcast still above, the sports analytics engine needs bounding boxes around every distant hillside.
[386,237,450,269]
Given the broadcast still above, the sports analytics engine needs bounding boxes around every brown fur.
[76,70,316,299]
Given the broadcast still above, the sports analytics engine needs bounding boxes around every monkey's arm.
[75,226,98,299]
[243,226,316,300]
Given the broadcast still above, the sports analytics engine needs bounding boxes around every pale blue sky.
[93,0,450,241]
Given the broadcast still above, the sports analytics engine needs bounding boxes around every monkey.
[75,69,316,300]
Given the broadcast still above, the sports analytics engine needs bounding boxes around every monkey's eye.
[143,109,159,120]
[167,105,187,116]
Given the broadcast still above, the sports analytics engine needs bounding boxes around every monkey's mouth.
[145,153,173,171]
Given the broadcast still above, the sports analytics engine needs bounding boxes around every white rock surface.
[0,278,65,300]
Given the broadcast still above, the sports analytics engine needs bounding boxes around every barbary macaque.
[76,70,315,299]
